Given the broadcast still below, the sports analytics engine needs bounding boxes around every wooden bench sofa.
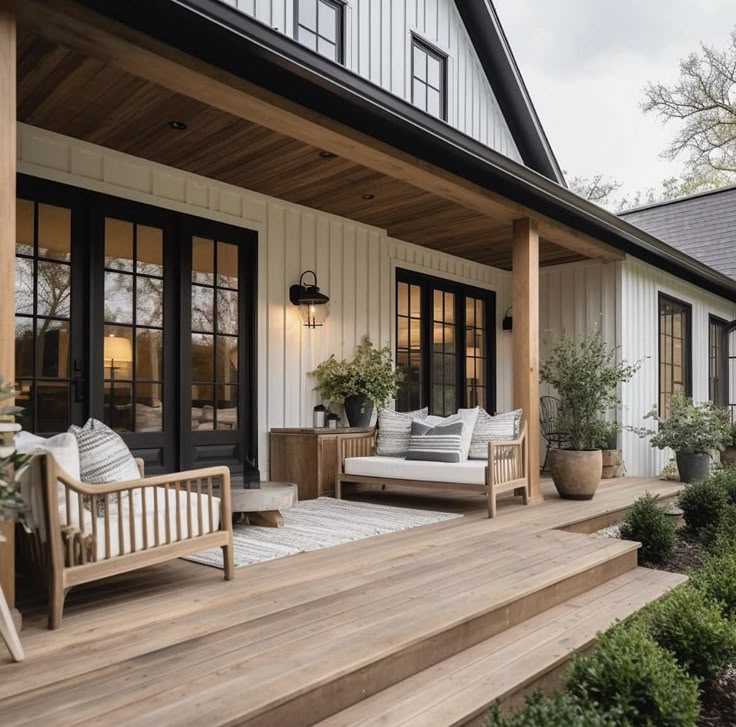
[336,424,529,518]
[18,454,234,629]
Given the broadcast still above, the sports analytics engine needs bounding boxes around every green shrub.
[640,585,736,686]
[484,691,618,727]
[566,624,700,726]
[706,467,736,505]
[690,551,736,618]
[702,503,736,553]
[619,493,676,564]
[678,478,729,534]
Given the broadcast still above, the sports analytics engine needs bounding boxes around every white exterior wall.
[223,0,522,162]
[619,257,736,477]
[17,124,512,475]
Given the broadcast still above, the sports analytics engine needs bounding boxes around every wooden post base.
[248,510,284,528]
[0,586,23,662]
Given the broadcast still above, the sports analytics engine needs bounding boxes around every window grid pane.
[658,297,691,417]
[411,39,446,120]
[103,218,165,433]
[296,0,343,63]
[15,198,73,434]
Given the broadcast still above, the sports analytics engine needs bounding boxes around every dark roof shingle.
[620,186,736,279]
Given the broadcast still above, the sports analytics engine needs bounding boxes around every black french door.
[16,175,259,481]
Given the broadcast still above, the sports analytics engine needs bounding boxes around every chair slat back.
[539,396,561,438]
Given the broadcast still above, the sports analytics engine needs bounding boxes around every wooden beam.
[0,0,16,609]
[512,218,541,504]
[18,0,624,263]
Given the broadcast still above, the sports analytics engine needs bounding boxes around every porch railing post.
[512,218,542,503]
[0,0,17,609]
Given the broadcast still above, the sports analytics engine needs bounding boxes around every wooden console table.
[269,428,374,500]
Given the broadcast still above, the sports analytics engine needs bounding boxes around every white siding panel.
[620,257,736,477]
[229,0,522,162]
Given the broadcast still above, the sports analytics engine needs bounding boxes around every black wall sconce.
[290,270,330,328]
[502,306,513,331]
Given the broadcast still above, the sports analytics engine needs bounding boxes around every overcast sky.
[493,0,735,197]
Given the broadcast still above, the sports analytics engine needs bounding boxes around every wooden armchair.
[17,454,234,629]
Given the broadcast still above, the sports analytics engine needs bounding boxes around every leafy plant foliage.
[620,494,676,565]
[0,377,30,541]
[691,551,736,619]
[540,332,640,451]
[678,478,729,535]
[484,691,619,727]
[310,337,403,407]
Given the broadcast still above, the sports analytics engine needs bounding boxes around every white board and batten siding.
[17,124,513,475]
[221,0,522,162]
[619,257,736,477]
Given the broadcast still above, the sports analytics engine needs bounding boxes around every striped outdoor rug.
[183,496,462,569]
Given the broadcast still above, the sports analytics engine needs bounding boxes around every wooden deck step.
[1,530,640,727]
[317,567,687,727]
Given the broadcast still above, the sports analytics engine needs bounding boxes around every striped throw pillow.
[69,419,141,513]
[376,407,429,457]
[469,408,522,459]
[406,420,465,463]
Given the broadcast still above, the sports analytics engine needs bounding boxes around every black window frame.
[395,268,496,415]
[658,293,692,416]
[709,315,729,408]
[410,34,448,121]
[293,0,345,65]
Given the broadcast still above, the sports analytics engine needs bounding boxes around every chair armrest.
[135,458,145,478]
[488,423,528,486]
[338,431,376,471]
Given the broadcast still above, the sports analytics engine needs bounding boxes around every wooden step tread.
[2,532,638,727]
[316,568,687,727]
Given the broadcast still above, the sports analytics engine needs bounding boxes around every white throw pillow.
[469,408,522,459]
[15,430,80,479]
[425,407,479,460]
[68,418,140,484]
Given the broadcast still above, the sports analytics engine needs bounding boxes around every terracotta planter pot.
[601,449,621,479]
[549,449,602,500]
[721,448,736,467]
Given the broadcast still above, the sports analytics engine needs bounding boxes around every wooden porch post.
[0,1,17,610]
[512,218,542,503]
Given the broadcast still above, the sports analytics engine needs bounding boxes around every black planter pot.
[676,451,711,483]
[344,395,374,428]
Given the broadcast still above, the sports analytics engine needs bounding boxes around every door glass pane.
[216,336,239,384]
[217,242,238,288]
[104,271,133,324]
[217,289,238,335]
[137,225,164,276]
[16,199,34,255]
[136,383,162,432]
[192,285,215,332]
[15,258,34,314]
[15,317,33,378]
[137,277,163,327]
[136,329,163,380]
[38,204,71,261]
[104,380,133,432]
[216,385,238,430]
[37,261,71,318]
[103,327,134,380]
[192,237,214,285]
[104,218,134,271]
[192,385,214,430]
[37,319,70,377]
[36,381,70,433]
[192,333,215,381]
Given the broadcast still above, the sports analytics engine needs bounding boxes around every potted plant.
[598,421,622,479]
[0,377,29,662]
[540,332,641,499]
[721,422,736,467]
[311,338,403,427]
[644,393,730,482]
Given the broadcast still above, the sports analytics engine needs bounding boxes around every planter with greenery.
[721,423,736,466]
[643,393,730,483]
[540,332,641,500]
[598,421,622,479]
[310,338,403,427]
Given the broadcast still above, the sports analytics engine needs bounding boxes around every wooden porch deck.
[2,477,685,726]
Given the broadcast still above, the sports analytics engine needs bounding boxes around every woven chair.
[539,396,569,473]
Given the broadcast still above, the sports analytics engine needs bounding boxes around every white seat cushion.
[92,486,221,560]
[344,456,487,485]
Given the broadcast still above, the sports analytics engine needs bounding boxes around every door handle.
[73,377,86,403]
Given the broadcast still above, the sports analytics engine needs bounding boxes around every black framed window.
[396,269,495,415]
[295,0,344,63]
[15,198,74,434]
[709,316,728,408]
[411,36,447,120]
[658,294,692,416]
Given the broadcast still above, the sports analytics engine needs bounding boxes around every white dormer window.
[411,37,447,121]
[295,0,344,64]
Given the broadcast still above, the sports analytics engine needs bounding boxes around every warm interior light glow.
[104,335,133,376]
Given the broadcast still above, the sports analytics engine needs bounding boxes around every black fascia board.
[75,0,736,301]
[453,0,564,184]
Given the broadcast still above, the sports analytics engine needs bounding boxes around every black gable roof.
[621,186,736,280]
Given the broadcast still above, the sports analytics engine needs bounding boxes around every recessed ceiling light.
[319,150,337,159]
[361,193,375,200]
[168,120,187,130]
